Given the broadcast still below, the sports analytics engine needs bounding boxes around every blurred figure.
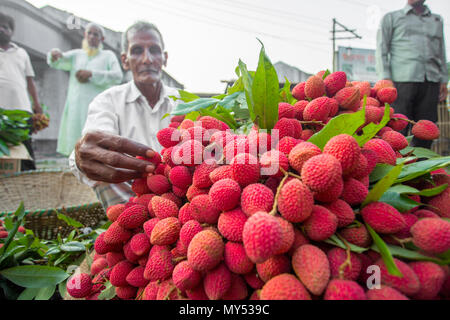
[0,12,42,170]
[376,0,448,149]
[47,22,123,156]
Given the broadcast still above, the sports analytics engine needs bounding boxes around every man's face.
[85,26,103,48]
[0,21,12,44]
[409,0,425,7]
[121,29,167,86]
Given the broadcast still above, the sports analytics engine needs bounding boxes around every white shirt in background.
[0,42,35,112]
[69,80,180,209]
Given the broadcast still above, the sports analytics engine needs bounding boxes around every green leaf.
[400,146,441,159]
[97,281,116,300]
[308,109,366,150]
[17,287,40,300]
[369,164,395,183]
[413,184,448,197]
[174,90,201,103]
[161,113,170,121]
[227,77,244,95]
[251,40,280,130]
[0,265,69,288]
[60,241,86,252]
[170,98,219,116]
[395,157,450,183]
[379,189,421,212]
[363,163,404,207]
[0,202,26,258]
[323,235,369,253]
[55,211,84,228]
[279,77,296,105]
[353,105,391,146]
[53,252,71,266]
[238,59,255,123]
[66,230,77,242]
[0,139,10,156]
[322,69,331,79]
[58,281,67,299]
[35,286,56,300]
[365,224,402,277]
[376,244,450,265]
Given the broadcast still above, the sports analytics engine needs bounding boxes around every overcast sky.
[26,0,450,93]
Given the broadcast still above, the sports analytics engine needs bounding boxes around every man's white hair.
[85,22,105,38]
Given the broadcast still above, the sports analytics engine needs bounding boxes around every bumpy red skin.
[426,188,450,218]
[292,244,330,296]
[410,218,450,254]
[203,263,232,300]
[187,230,224,271]
[324,280,366,300]
[260,150,289,178]
[361,202,406,234]
[103,222,133,245]
[224,241,254,275]
[324,71,347,97]
[222,274,249,300]
[366,285,409,300]
[278,102,295,119]
[327,247,362,281]
[381,131,408,151]
[273,217,295,255]
[147,174,171,195]
[212,209,244,243]
[242,212,283,264]
[130,233,151,256]
[303,97,331,122]
[168,166,192,189]
[126,266,149,288]
[260,273,311,300]
[192,162,218,189]
[323,199,355,228]
[388,113,409,131]
[303,205,338,241]
[66,273,92,298]
[375,258,420,296]
[301,154,343,193]
[314,178,344,203]
[144,245,175,281]
[293,100,308,120]
[208,178,241,212]
[410,261,446,300]
[323,134,361,175]
[230,153,260,188]
[110,260,135,287]
[363,138,397,166]
[94,232,123,254]
[179,219,203,248]
[304,75,325,99]
[190,194,220,224]
[292,82,306,100]
[150,217,181,246]
[256,255,291,283]
[340,178,369,206]
[377,87,398,104]
[116,205,148,229]
[157,127,180,148]
[172,260,202,292]
[339,224,372,248]
[240,183,274,217]
[334,87,360,111]
[288,142,322,174]
[277,179,314,223]
[151,196,178,219]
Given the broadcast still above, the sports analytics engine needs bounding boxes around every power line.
[128,0,332,51]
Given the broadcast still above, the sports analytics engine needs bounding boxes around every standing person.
[47,22,123,156]
[376,0,448,149]
[0,12,42,171]
[70,21,180,209]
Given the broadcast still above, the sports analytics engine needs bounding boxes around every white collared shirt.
[69,80,180,208]
[0,43,35,112]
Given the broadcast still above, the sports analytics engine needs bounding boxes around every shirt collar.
[403,4,431,16]
[126,80,169,113]
[0,42,18,53]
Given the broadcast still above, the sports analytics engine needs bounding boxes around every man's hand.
[439,83,448,102]
[75,131,157,184]
[32,102,43,115]
[76,70,93,83]
[50,49,62,62]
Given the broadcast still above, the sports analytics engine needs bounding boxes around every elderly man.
[48,22,123,156]
[0,12,42,170]
[376,0,448,149]
[70,21,180,209]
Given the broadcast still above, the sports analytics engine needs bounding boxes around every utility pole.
[331,18,362,72]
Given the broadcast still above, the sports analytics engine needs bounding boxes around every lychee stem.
[172,256,187,263]
[269,171,290,216]
[163,285,178,300]
[336,234,353,280]
[390,236,413,248]
[391,117,417,125]
[299,121,325,125]
[280,167,302,180]
[135,288,145,300]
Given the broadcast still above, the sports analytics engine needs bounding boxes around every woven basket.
[0,169,106,239]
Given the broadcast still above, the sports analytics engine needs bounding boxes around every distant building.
[1,0,183,155]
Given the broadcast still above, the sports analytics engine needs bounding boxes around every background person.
[0,12,42,171]
[70,21,180,209]
[376,0,448,149]
[47,22,123,156]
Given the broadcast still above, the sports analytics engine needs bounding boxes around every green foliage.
[0,108,31,157]
[362,163,404,207]
[0,203,102,300]
[353,105,391,146]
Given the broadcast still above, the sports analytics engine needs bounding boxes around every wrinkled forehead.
[127,29,163,49]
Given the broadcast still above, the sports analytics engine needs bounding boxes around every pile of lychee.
[66,71,449,300]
